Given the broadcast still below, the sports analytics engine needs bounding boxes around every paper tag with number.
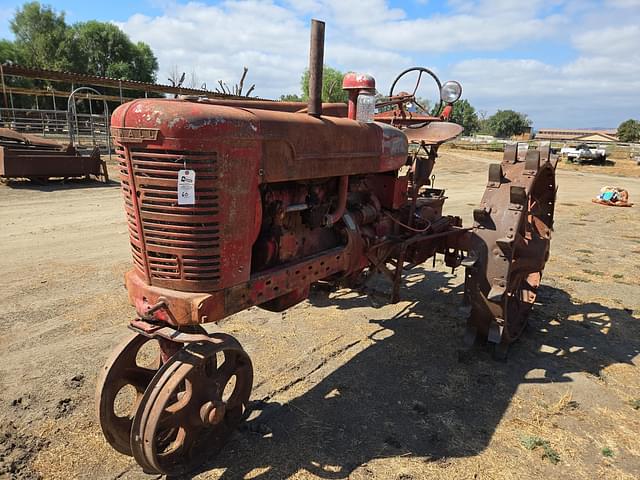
[177,169,196,205]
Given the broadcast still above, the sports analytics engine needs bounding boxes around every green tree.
[0,39,22,64]
[69,21,158,82]
[0,39,33,109]
[486,109,531,138]
[449,98,480,134]
[130,42,158,83]
[10,2,71,70]
[301,66,348,103]
[617,119,640,143]
[6,2,158,82]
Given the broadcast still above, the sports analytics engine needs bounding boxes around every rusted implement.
[97,19,558,475]
[464,144,557,358]
[0,127,64,149]
[0,127,108,183]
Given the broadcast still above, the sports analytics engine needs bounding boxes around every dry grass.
[442,144,640,177]
[32,422,132,480]
[4,145,639,480]
[558,157,640,178]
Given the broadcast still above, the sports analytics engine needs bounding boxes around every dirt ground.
[444,144,640,178]
[1,150,639,480]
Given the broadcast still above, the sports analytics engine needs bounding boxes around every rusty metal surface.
[366,174,409,210]
[464,143,557,353]
[0,144,107,181]
[116,145,224,292]
[0,127,63,149]
[197,99,348,117]
[374,110,443,127]
[130,330,252,475]
[124,268,224,325]
[112,97,407,294]
[342,72,376,90]
[307,19,325,117]
[124,243,352,325]
[259,117,407,182]
[95,332,161,456]
[403,122,463,145]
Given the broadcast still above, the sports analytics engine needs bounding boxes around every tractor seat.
[403,122,463,145]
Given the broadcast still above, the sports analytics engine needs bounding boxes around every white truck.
[560,143,607,164]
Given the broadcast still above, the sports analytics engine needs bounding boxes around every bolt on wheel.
[130,334,253,475]
[96,325,208,456]
[465,143,557,352]
[95,332,162,456]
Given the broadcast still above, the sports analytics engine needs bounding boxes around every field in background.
[443,143,640,178]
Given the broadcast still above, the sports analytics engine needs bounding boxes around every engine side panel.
[258,114,408,182]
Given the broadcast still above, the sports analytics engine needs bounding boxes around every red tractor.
[97,20,557,475]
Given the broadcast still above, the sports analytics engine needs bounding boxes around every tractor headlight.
[440,80,462,104]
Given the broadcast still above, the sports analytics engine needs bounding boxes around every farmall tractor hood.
[112,98,408,184]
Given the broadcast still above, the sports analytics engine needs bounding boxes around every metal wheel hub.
[200,400,226,425]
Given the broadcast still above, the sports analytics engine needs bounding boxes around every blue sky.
[1,0,639,129]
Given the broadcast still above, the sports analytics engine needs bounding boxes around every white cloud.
[449,0,563,15]
[354,13,565,53]
[451,25,640,128]
[118,0,568,98]
[119,1,311,97]
[118,0,417,98]
[323,0,406,26]
[283,0,323,14]
[316,0,567,53]
[572,25,640,58]
[117,0,640,127]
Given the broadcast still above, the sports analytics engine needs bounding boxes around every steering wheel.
[389,67,443,128]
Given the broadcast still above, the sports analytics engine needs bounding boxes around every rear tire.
[464,143,557,353]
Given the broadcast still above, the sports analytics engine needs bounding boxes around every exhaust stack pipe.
[308,19,325,117]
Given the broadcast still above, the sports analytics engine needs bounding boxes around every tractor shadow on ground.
[180,270,639,480]
[2,177,119,191]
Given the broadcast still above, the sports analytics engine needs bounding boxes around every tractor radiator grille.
[117,146,221,292]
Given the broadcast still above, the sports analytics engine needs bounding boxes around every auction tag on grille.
[177,169,196,205]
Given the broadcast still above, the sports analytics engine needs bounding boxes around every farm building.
[536,128,619,142]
